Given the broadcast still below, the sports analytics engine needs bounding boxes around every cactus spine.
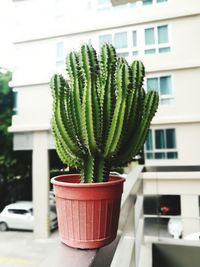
[50,44,159,183]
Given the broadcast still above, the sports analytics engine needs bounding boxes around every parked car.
[0,201,57,231]
[168,217,183,239]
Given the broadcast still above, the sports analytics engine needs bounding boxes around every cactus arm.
[100,44,117,144]
[132,60,145,89]
[53,132,82,168]
[118,90,159,164]
[104,62,129,157]
[50,74,82,157]
[80,45,100,153]
[133,90,159,155]
[116,61,145,155]
[66,52,84,144]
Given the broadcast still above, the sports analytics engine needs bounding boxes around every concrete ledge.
[39,242,96,267]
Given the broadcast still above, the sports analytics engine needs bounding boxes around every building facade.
[10,0,200,165]
[9,0,200,237]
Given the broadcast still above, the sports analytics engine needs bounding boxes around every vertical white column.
[32,131,50,239]
[181,195,200,237]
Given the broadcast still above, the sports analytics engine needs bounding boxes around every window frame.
[143,0,168,5]
[145,74,174,105]
[12,90,18,115]
[145,128,178,160]
[95,23,171,60]
[143,24,171,55]
[98,28,139,60]
[55,40,65,68]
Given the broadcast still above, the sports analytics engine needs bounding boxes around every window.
[12,91,18,115]
[97,0,111,13]
[99,30,138,59]
[144,25,170,54]
[143,0,153,5]
[99,34,112,47]
[143,0,167,4]
[146,76,173,105]
[114,32,127,49]
[157,0,167,2]
[132,30,138,56]
[99,32,129,58]
[145,129,178,160]
[56,41,64,67]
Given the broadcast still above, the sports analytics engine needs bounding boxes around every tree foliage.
[0,69,16,181]
[0,69,32,210]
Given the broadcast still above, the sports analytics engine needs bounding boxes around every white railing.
[110,165,144,267]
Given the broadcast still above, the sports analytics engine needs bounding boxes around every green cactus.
[50,44,159,183]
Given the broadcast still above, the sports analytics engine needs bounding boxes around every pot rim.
[51,173,125,188]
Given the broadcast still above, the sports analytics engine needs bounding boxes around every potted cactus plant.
[50,43,159,249]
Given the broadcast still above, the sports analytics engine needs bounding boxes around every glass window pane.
[130,3,137,8]
[146,129,153,151]
[132,31,137,47]
[157,0,167,3]
[160,76,172,95]
[133,51,138,56]
[99,34,112,46]
[145,49,156,54]
[158,25,168,44]
[56,42,64,58]
[117,52,129,58]
[98,0,110,5]
[114,32,128,49]
[146,152,153,159]
[145,28,155,45]
[155,152,166,159]
[159,47,170,53]
[143,0,153,5]
[166,129,176,148]
[56,60,64,67]
[167,152,178,159]
[155,129,165,149]
[160,98,173,105]
[147,78,158,92]
[12,91,18,115]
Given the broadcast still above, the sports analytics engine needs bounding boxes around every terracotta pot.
[51,174,125,249]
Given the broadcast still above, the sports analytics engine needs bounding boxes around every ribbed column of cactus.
[50,44,159,183]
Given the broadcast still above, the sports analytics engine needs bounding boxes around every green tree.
[0,69,16,180]
[0,69,32,210]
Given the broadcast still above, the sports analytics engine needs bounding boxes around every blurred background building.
[8,0,200,254]
[10,0,200,166]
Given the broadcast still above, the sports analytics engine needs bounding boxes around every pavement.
[0,230,60,267]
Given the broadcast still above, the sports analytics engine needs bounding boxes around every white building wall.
[10,0,200,162]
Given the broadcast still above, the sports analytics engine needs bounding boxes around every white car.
[0,201,57,231]
[168,217,183,239]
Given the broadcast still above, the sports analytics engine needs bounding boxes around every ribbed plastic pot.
[51,174,125,249]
